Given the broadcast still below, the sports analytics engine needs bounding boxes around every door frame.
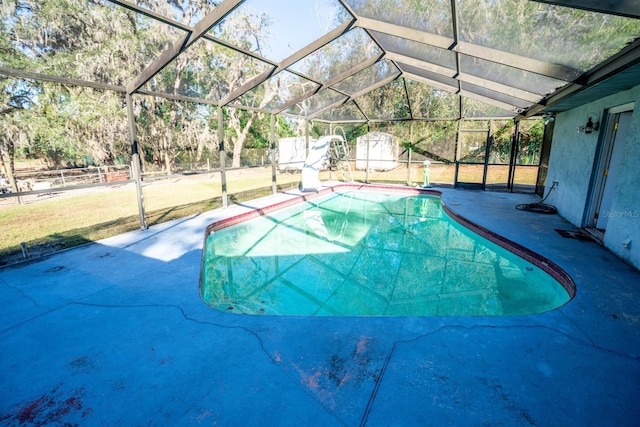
[454,125,491,190]
[453,118,542,192]
[584,102,634,236]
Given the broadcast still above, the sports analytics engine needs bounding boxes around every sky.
[229,0,346,62]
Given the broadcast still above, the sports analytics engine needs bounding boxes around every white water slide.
[301,135,345,191]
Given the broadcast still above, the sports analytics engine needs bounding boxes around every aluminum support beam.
[307,98,350,121]
[273,55,386,114]
[324,55,384,89]
[457,73,543,103]
[355,17,454,50]
[524,39,640,117]
[127,0,243,95]
[0,67,125,93]
[356,16,581,81]
[453,42,581,82]
[529,0,640,19]
[218,106,228,208]
[219,19,354,107]
[274,19,355,74]
[459,89,519,114]
[270,114,277,195]
[218,67,277,108]
[402,77,414,119]
[110,0,187,29]
[136,89,219,105]
[407,121,413,184]
[385,53,457,78]
[125,93,147,230]
[273,87,321,115]
[112,1,279,68]
[450,0,463,109]
[401,72,460,94]
[345,73,400,102]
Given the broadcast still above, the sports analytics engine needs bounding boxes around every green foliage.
[388,121,457,162]
[0,0,633,173]
[458,0,640,71]
[517,119,544,165]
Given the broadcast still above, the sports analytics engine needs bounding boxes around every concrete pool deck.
[1,185,639,426]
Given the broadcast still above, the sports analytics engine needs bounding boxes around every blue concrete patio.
[1,186,639,426]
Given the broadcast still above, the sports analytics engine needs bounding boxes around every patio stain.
[2,189,639,425]
[285,335,382,411]
[1,384,90,426]
[68,355,97,375]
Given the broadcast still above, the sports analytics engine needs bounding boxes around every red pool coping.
[201,183,576,301]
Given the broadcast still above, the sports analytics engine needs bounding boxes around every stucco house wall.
[545,84,640,269]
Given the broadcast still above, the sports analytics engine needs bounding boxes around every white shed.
[356,132,398,170]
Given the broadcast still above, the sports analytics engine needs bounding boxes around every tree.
[0,0,158,169]
[208,11,278,168]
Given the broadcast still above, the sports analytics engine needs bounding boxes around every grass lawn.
[0,168,300,266]
[0,164,538,266]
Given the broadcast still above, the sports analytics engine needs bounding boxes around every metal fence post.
[365,124,371,184]
[131,154,147,229]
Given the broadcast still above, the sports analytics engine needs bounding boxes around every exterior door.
[587,107,633,232]
[455,130,489,188]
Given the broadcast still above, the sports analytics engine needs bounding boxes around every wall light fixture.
[577,113,600,134]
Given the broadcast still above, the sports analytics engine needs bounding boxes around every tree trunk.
[0,135,18,193]
[162,136,171,173]
[229,111,256,168]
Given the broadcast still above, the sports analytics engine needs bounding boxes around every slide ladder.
[329,137,353,183]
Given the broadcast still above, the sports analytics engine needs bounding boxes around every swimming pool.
[200,185,574,316]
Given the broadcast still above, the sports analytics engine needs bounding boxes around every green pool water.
[200,190,571,316]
